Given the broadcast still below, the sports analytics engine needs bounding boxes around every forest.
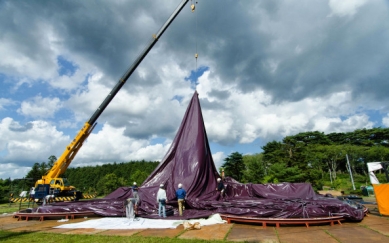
[1,127,389,202]
[226,127,389,192]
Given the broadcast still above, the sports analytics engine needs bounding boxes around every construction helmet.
[178,183,182,188]
[217,178,221,182]
[160,184,164,188]
[133,182,137,185]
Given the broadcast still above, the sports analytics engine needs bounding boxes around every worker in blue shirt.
[175,183,187,216]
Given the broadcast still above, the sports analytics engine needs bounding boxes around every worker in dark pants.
[216,178,225,201]
[132,182,139,214]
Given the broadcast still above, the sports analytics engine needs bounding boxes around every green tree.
[25,163,43,181]
[282,131,332,169]
[47,155,57,168]
[130,169,149,185]
[264,162,305,183]
[222,152,245,181]
[262,141,288,165]
[25,156,58,182]
[242,153,265,183]
[0,178,12,203]
[366,145,389,162]
[342,145,368,175]
[96,173,126,195]
[316,145,345,180]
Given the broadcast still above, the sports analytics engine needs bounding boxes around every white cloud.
[0,98,14,110]
[328,0,368,17]
[383,114,389,127]
[17,95,63,119]
[212,151,225,171]
[0,163,31,180]
[73,122,170,166]
[0,117,70,170]
[65,54,194,135]
[198,72,375,145]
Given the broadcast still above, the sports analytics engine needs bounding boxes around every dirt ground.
[317,190,343,196]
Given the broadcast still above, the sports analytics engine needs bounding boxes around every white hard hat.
[178,183,182,188]
[217,178,221,181]
[133,182,137,185]
[160,184,164,188]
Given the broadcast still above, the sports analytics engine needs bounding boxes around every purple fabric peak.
[139,91,221,211]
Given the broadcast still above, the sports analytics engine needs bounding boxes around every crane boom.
[36,0,190,192]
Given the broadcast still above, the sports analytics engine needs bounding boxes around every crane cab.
[49,178,76,197]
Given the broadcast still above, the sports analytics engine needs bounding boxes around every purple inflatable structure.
[33,91,365,221]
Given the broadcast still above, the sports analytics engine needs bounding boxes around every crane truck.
[34,0,191,200]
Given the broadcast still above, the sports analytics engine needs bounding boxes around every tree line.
[0,159,158,201]
[64,160,158,195]
[221,127,389,192]
[1,127,389,202]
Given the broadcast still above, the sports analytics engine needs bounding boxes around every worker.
[156,183,167,218]
[132,182,139,214]
[216,178,225,200]
[175,183,186,216]
[29,187,35,199]
[132,182,139,203]
[43,194,54,205]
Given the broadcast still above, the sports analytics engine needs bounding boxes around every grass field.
[0,204,19,215]
[0,231,229,243]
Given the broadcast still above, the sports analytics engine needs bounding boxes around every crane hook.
[191,4,195,12]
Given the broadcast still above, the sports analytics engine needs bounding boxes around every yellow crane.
[34,0,191,199]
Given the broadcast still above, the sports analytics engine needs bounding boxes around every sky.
[1,0,389,180]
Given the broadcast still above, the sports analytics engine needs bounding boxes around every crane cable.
[191,0,198,73]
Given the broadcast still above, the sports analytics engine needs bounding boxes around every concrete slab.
[2,213,389,242]
[360,214,389,226]
[178,223,232,241]
[62,228,107,235]
[226,224,279,242]
[327,225,389,243]
[277,227,338,243]
[45,227,78,234]
[98,229,144,236]
[136,225,184,238]
[0,215,92,232]
[275,225,331,234]
[364,224,389,237]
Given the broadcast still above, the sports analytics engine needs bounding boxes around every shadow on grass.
[0,230,36,241]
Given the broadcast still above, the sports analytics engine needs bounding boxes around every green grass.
[0,204,19,214]
[0,231,230,243]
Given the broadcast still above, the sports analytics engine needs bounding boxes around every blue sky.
[1,0,389,180]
